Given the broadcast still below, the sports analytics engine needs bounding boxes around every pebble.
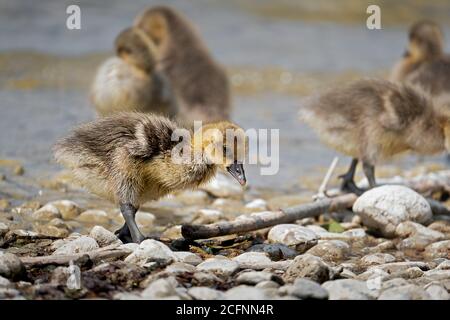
[135,211,156,229]
[283,254,331,283]
[306,240,350,262]
[193,272,224,287]
[352,185,432,237]
[0,252,25,279]
[236,271,278,285]
[173,251,203,266]
[422,269,450,281]
[196,257,239,277]
[268,224,318,252]
[244,199,268,211]
[255,281,281,289]
[424,240,450,259]
[188,287,224,300]
[201,172,243,198]
[165,262,196,274]
[424,283,450,300]
[76,209,111,225]
[368,261,428,274]
[124,239,176,267]
[224,285,274,300]
[279,278,328,299]
[232,252,271,268]
[247,243,298,261]
[395,221,445,250]
[34,225,69,238]
[342,228,367,239]
[378,284,430,300]
[48,200,82,220]
[0,275,10,287]
[0,288,22,299]
[322,279,376,300]
[89,226,121,247]
[0,222,9,237]
[428,221,450,236]
[141,277,182,299]
[33,204,62,221]
[52,236,99,255]
[193,209,224,224]
[360,253,396,266]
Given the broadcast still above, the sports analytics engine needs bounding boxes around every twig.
[20,244,130,267]
[181,193,357,240]
[313,157,339,200]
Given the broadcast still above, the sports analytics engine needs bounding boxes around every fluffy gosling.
[54,113,247,243]
[134,6,231,122]
[391,20,450,96]
[300,79,450,194]
[91,27,177,117]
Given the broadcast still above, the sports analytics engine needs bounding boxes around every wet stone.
[48,200,82,220]
[33,204,62,221]
[173,251,202,266]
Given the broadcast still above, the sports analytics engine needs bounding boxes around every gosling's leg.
[362,162,377,189]
[114,223,133,244]
[119,203,145,243]
[339,158,364,195]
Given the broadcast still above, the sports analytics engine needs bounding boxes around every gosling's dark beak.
[403,49,410,58]
[227,161,246,186]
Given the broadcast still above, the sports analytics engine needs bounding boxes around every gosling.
[134,6,231,122]
[391,20,450,96]
[300,78,450,195]
[54,113,247,243]
[91,27,178,117]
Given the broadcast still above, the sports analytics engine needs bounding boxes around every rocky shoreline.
[0,164,449,300]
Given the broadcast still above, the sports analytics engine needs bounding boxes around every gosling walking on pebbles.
[54,113,247,243]
[300,79,450,195]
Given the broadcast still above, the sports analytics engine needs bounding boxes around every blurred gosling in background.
[91,27,178,117]
[300,79,450,195]
[391,20,450,96]
[134,6,231,123]
[54,113,247,243]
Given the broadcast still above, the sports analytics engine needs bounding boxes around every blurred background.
[1,0,450,192]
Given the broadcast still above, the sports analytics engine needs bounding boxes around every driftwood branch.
[20,244,130,267]
[182,193,357,240]
[182,171,450,240]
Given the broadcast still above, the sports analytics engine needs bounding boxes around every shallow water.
[0,0,449,191]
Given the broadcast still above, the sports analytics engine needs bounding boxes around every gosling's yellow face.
[196,122,248,186]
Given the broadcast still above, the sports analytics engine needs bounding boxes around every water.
[0,0,449,191]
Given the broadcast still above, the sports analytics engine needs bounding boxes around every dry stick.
[181,193,358,240]
[20,244,130,267]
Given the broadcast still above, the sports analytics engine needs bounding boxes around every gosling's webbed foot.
[339,174,365,196]
[114,225,132,243]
